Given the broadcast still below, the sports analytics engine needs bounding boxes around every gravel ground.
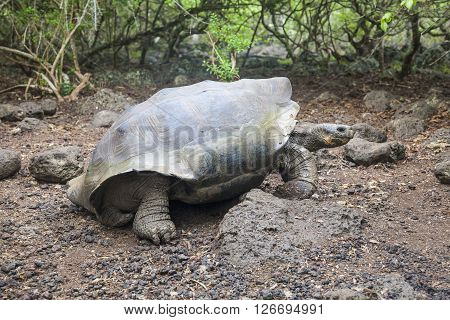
[0,73,449,299]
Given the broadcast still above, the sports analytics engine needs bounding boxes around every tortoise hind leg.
[275,140,318,199]
[133,174,176,245]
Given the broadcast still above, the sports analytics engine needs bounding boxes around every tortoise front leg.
[276,141,318,199]
[133,175,176,244]
[99,206,133,227]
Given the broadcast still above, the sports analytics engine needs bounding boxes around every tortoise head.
[314,123,354,148]
[292,122,354,151]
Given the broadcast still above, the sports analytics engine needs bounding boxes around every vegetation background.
[0,0,448,100]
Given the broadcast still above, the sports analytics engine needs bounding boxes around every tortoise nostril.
[337,126,346,133]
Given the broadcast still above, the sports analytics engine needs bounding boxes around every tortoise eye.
[337,126,346,133]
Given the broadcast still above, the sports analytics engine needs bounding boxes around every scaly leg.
[276,140,318,199]
[99,206,134,227]
[132,175,176,244]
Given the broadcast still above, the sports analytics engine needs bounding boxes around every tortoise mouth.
[320,124,354,146]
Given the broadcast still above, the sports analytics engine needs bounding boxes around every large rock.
[91,110,119,128]
[436,150,450,164]
[344,138,406,166]
[394,99,439,121]
[386,117,426,139]
[363,90,393,112]
[78,88,137,115]
[17,118,44,131]
[216,189,365,268]
[426,128,450,145]
[18,101,44,119]
[41,99,58,116]
[423,128,450,149]
[352,123,387,143]
[434,161,450,184]
[312,91,339,104]
[323,288,366,300]
[0,104,25,122]
[0,149,21,180]
[29,147,84,183]
[323,273,417,300]
[371,274,417,299]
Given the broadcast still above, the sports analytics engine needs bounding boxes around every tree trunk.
[139,0,150,65]
[399,13,421,79]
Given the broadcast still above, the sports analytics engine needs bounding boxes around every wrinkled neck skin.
[288,122,328,151]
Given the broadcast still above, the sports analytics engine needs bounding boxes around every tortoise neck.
[289,124,324,152]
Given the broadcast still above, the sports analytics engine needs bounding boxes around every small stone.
[29,146,84,183]
[387,117,426,139]
[352,123,387,142]
[85,235,95,243]
[363,90,393,112]
[18,101,44,119]
[41,99,58,116]
[0,149,21,180]
[434,161,450,184]
[100,239,112,247]
[260,289,273,300]
[91,110,119,128]
[42,291,53,299]
[344,138,406,166]
[34,260,44,268]
[1,262,17,273]
[0,104,25,121]
[178,254,189,262]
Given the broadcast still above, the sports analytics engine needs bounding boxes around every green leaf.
[401,0,416,10]
[382,12,393,23]
[380,12,393,32]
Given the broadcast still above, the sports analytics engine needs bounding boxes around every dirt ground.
[0,72,449,299]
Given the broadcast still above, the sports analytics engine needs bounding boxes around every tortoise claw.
[133,218,176,245]
[151,234,161,246]
[162,232,172,243]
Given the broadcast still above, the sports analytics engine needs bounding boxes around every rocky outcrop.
[352,123,387,143]
[344,138,406,166]
[91,110,119,128]
[216,189,365,268]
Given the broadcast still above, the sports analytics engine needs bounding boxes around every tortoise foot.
[275,180,316,200]
[133,215,176,245]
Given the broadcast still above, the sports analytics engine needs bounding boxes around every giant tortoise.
[68,78,354,244]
